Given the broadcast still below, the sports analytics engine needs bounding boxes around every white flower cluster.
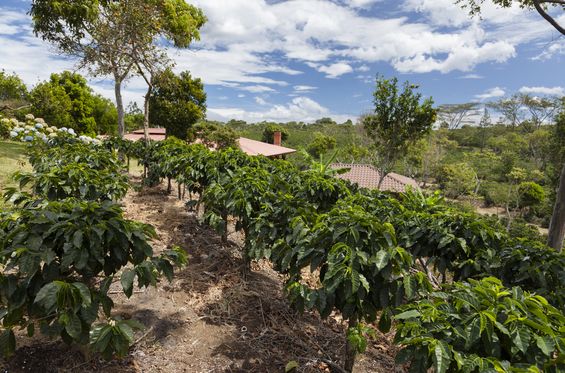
[3,114,101,145]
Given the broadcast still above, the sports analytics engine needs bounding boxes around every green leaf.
[395,310,421,320]
[535,335,555,356]
[34,282,61,313]
[72,230,83,248]
[72,282,92,307]
[0,329,15,358]
[378,308,392,333]
[120,269,136,298]
[432,340,451,373]
[373,250,390,271]
[512,326,530,354]
[285,361,299,372]
[64,312,82,339]
[27,323,35,337]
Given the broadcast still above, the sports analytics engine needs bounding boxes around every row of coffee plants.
[0,140,186,359]
[109,137,564,372]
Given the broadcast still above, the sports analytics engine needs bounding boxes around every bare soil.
[1,177,403,373]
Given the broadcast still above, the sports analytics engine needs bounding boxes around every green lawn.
[0,140,30,192]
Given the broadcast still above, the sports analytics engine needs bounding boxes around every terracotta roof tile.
[237,137,296,157]
[124,133,166,141]
[330,163,419,193]
[132,128,166,135]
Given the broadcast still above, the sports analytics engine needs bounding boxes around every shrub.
[394,277,565,373]
[518,181,545,209]
[0,199,187,358]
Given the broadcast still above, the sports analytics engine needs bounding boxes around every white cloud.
[519,86,565,96]
[255,96,268,105]
[237,94,246,98]
[343,0,382,9]
[317,62,354,78]
[237,85,277,93]
[475,87,506,101]
[294,85,317,92]
[357,64,370,72]
[207,96,352,123]
[459,74,483,79]
[533,39,565,61]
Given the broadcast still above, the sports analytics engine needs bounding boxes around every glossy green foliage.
[0,141,186,359]
[14,143,128,201]
[394,277,565,373]
[106,138,565,372]
[149,68,206,139]
[0,199,186,358]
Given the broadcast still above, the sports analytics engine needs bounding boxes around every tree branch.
[534,0,565,35]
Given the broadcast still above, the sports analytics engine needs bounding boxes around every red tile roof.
[132,128,166,135]
[330,163,419,193]
[124,133,166,141]
[122,128,296,158]
[237,137,296,157]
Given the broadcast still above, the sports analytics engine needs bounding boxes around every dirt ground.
[1,177,404,373]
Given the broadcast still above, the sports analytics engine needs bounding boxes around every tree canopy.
[455,0,565,35]
[30,71,116,136]
[362,75,437,187]
[149,68,206,139]
[29,0,206,137]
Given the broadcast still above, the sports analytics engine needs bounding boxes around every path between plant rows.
[2,177,404,373]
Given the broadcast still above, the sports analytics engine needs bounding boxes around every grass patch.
[0,140,30,209]
[0,140,30,190]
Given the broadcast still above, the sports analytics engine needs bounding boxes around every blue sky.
[0,0,563,123]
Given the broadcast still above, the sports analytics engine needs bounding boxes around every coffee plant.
[394,277,565,372]
[105,138,565,372]
[0,199,186,358]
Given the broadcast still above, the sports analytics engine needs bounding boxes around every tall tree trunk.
[114,79,125,138]
[143,85,151,145]
[548,162,565,251]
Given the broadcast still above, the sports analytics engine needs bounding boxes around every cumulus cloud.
[519,86,565,96]
[475,87,506,101]
[207,96,352,123]
[317,62,354,78]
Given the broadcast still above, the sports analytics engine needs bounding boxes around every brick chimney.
[273,131,282,146]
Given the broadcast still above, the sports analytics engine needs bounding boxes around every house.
[125,128,166,141]
[330,163,419,193]
[125,128,296,158]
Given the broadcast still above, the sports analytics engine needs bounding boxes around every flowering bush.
[3,114,101,145]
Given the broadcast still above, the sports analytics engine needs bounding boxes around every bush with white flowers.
[2,114,100,145]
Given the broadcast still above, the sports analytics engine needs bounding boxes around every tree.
[456,0,565,35]
[29,0,206,138]
[548,101,565,251]
[438,162,478,198]
[149,68,206,139]
[262,124,289,144]
[362,75,436,188]
[478,107,492,149]
[91,94,118,135]
[518,181,546,212]
[30,71,97,135]
[437,102,480,130]
[0,70,29,113]
[124,102,144,132]
[519,93,560,129]
[187,121,237,149]
[488,95,523,127]
[307,132,336,158]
